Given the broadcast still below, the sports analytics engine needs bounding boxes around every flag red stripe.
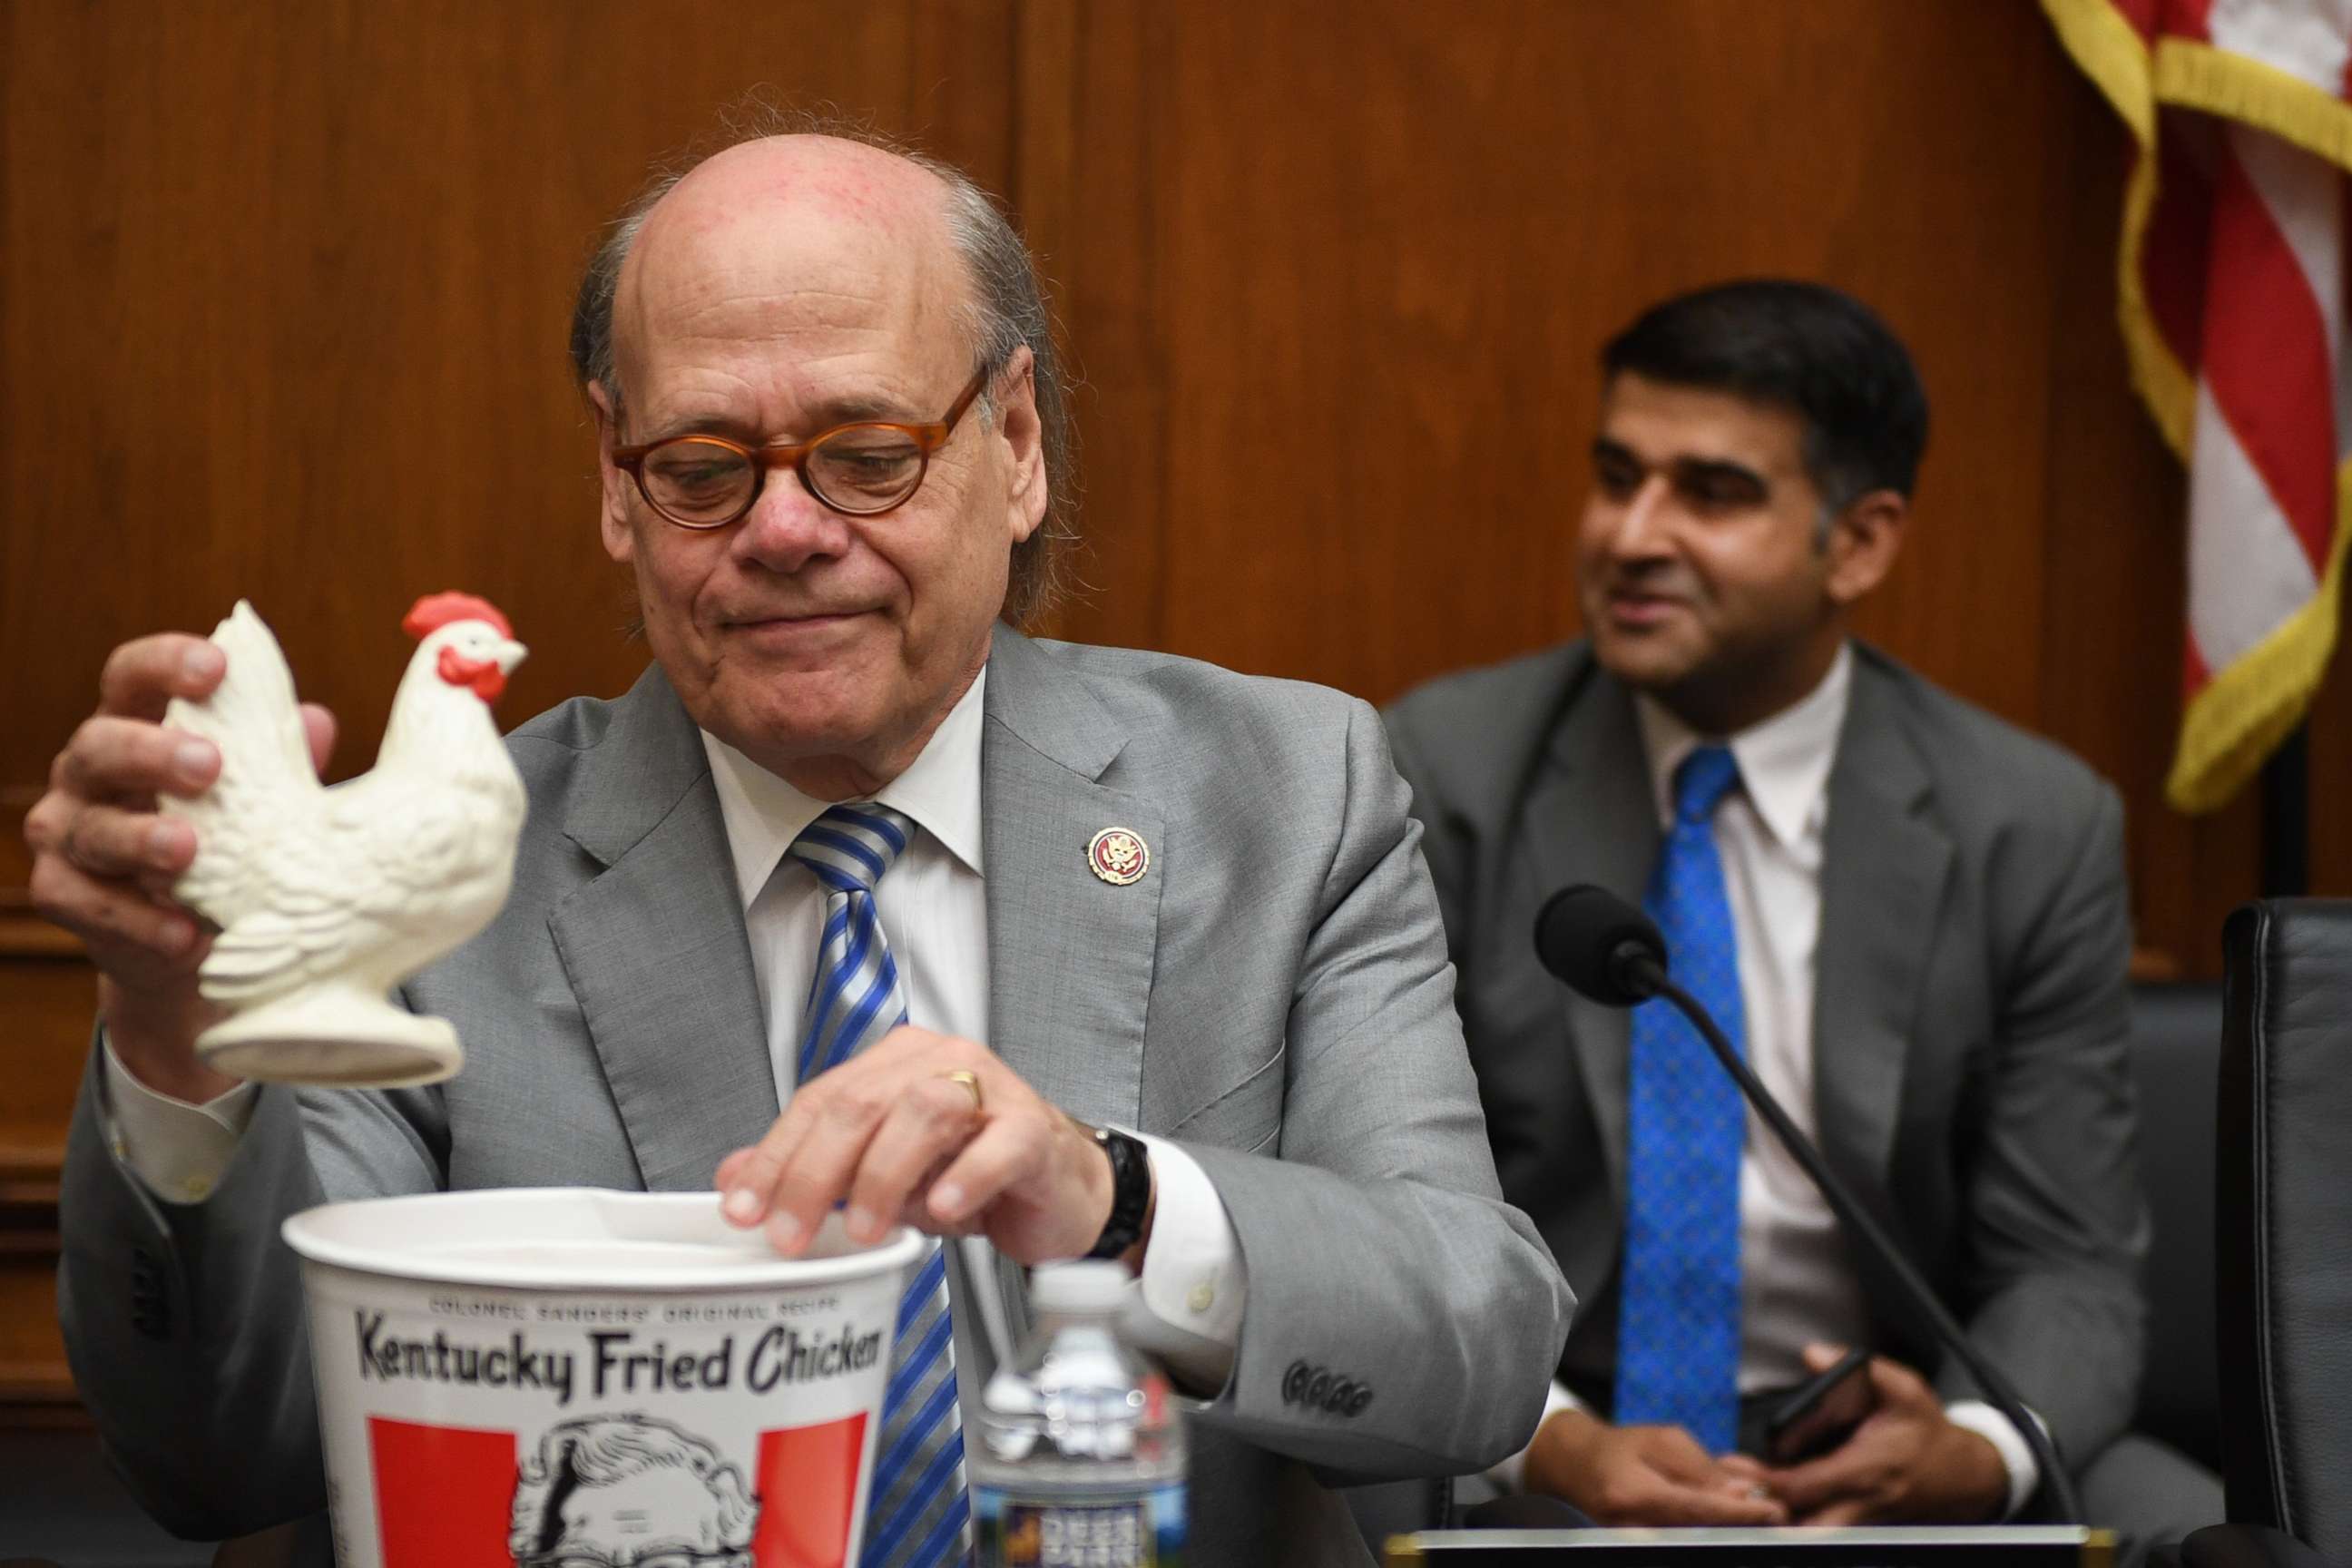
[2141,121,2216,372]
[2109,0,2161,41]
[2198,148,2337,576]
[2157,0,2215,44]
[370,1417,518,1568]
[751,1415,867,1568]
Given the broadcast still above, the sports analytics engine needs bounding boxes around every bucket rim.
[281,1188,927,1292]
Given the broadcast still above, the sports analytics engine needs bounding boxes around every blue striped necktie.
[1614,744,1748,1455]
[789,803,969,1568]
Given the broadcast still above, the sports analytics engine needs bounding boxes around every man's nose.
[731,470,854,572]
[1604,475,1677,560]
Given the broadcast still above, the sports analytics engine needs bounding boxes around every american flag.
[2045,0,2352,811]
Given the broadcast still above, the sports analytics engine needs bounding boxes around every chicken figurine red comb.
[157,595,530,1088]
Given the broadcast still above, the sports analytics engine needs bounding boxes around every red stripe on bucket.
[751,1415,868,1568]
[369,1416,518,1568]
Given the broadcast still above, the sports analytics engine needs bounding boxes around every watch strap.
[1084,1124,1152,1260]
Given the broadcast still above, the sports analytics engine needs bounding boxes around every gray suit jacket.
[60,624,1573,1567]
[1382,640,2147,1478]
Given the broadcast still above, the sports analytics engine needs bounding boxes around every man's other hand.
[1524,1408,1789,1526]
[1749,1350,2009,1524]
[713,1024,1139,1267]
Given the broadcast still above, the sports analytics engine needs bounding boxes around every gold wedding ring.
[936,1068,984,1114]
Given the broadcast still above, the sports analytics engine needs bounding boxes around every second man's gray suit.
[61,623,1575,1568]
[1382,639,2148,1485]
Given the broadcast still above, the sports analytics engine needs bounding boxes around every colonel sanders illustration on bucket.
[509,1414,759,1568]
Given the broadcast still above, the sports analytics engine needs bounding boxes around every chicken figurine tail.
[160,594,528,1088]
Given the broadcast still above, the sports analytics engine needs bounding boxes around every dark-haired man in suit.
[1386,280,2220,1546]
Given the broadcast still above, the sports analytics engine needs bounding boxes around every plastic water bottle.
[971,1259,1187,1567]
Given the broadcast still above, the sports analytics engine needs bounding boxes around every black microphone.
[1534,884,2082,1524]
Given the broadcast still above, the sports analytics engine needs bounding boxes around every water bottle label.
[973,1480,1185,1567]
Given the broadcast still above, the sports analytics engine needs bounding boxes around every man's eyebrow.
[1671,456,1769,490]
[646,393,916,445]
[801,391,915,426]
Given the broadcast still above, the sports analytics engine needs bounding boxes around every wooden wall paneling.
[0,948,84,1415]
[1013,0,1173,653]
[2309,659,2351,898]
[0,791,89,1412]
[1152,0,1583,699]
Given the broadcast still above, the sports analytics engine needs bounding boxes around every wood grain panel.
[0,950,75,1409]
[1014,1,1172,652]
[0,1266,71,1411]
[2311,668,2352,900]
[0,955,89,1157]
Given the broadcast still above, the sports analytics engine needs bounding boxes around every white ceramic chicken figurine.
[160,593,529,1087]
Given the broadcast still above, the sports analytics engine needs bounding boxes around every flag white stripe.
[2209,0,2352,94]
[2189,378,2325,669]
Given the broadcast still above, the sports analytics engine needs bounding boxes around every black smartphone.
[1761,1346,1874,1462]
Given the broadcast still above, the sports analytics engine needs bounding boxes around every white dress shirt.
[1495,645,2038,1514]
[103,662,1247,1392]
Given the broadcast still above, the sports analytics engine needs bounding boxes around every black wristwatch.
[1083,1123,1152,1259]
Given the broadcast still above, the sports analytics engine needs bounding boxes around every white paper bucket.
[283,1189,922,1568]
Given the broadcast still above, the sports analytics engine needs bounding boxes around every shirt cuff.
[1116,1132,1247,1393]
[100,1032,259,1204]
[1944,1399,2041,1520]
[1487,1378,1583,1492]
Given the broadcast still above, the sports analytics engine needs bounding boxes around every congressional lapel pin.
[1087,827,1150,887]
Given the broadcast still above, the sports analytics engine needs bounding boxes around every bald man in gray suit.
[32,129,1571,1568]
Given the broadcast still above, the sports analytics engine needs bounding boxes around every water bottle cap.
[1030,1259,1129,1312]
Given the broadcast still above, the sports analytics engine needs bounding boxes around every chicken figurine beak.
[494,638,528,675]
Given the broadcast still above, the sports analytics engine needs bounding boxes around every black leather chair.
[2210,900,2352,1563]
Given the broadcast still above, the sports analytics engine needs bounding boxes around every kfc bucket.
[283,1189,922,1568]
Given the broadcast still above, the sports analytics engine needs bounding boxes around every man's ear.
[991,346,1048,544]
[1824,489,1907,607]
[588,380,635,564]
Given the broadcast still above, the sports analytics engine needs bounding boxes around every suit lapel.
[546,665,779,1193]
[1814,655,1950,1210]
[978,625,1162,1134]
[1524,661,1660,1207]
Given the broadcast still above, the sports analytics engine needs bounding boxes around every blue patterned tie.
[1614,745,1748,1455]
[789,804,969,1568]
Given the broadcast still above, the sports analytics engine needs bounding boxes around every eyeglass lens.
[640,426,928,523]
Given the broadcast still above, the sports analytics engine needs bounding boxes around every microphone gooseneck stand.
[1630,955,2083,1524]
